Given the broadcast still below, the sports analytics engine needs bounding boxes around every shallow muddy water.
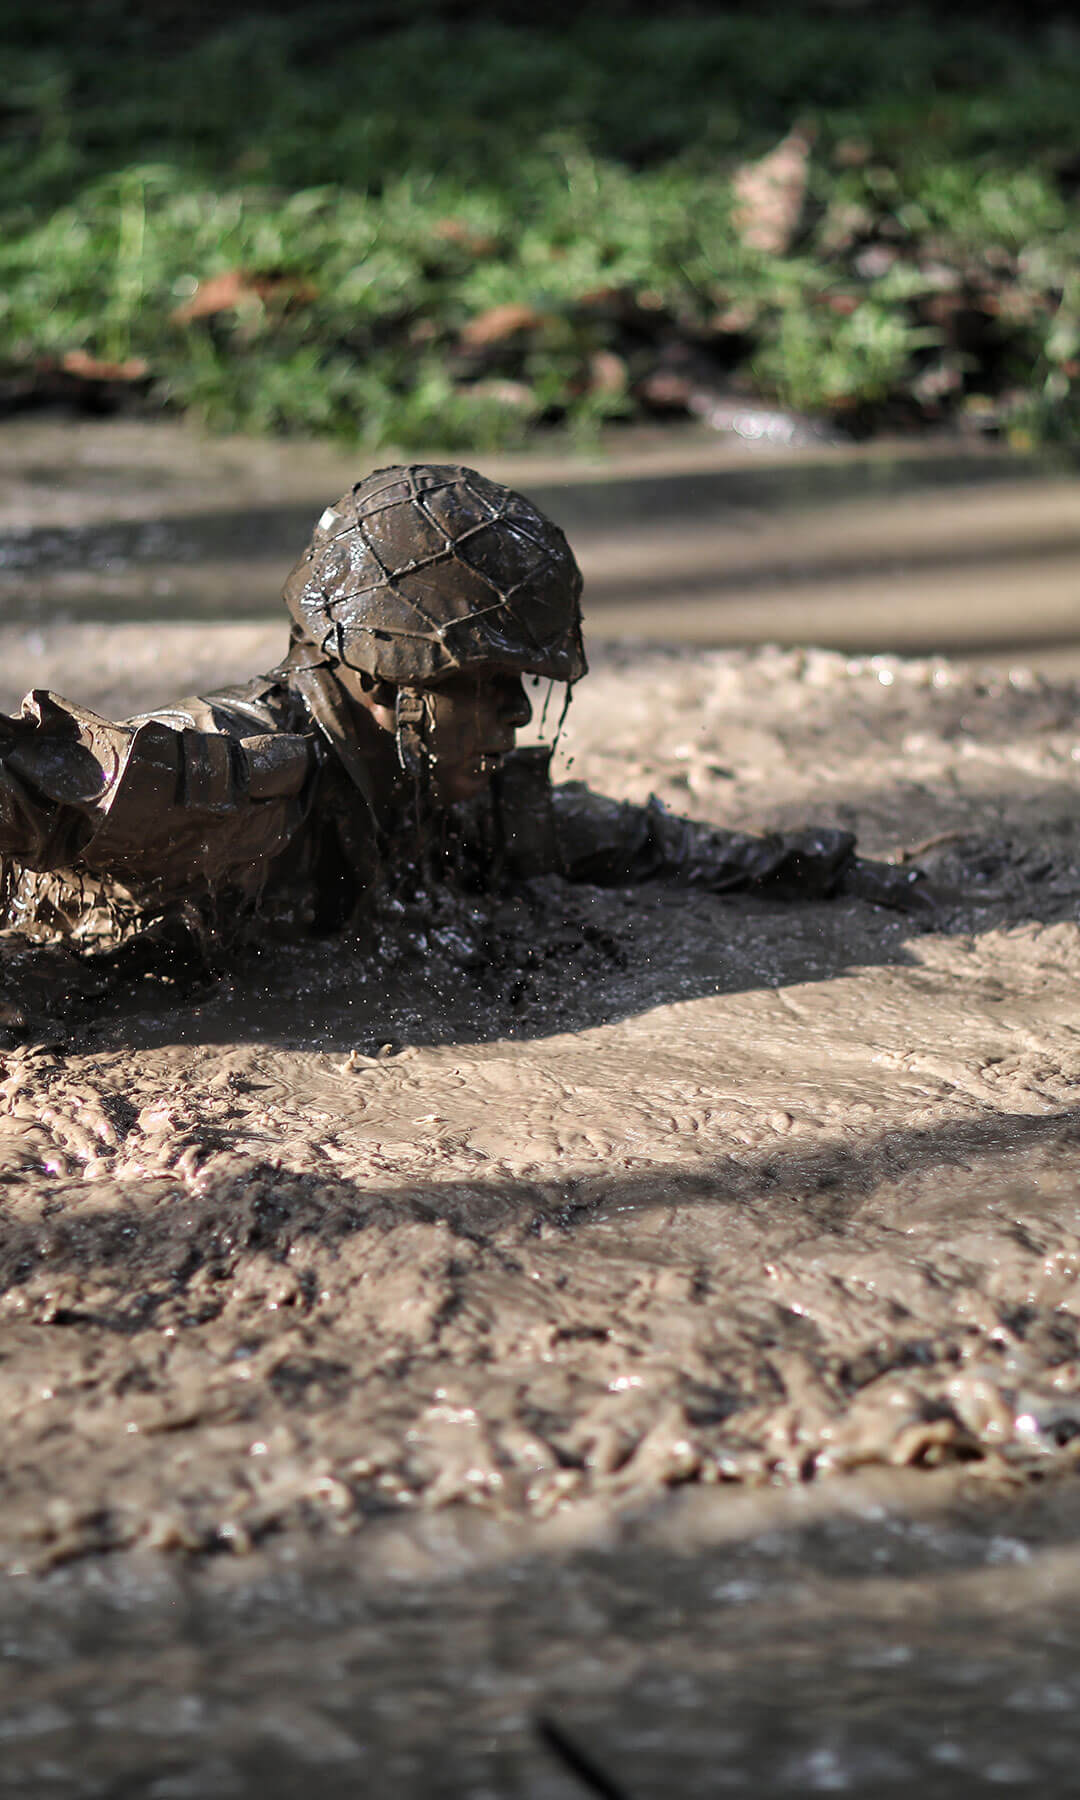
[6,642,1080,1564]
[3,426,1080,1790]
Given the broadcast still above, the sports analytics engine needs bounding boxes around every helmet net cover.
[283,464,587,688]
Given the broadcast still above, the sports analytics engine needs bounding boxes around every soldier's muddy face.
[422,670,533,803]
[337,666,534,802]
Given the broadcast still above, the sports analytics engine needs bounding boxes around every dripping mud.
[5,640,1080,1793]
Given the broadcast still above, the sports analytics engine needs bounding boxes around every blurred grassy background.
[2,1,1079,450]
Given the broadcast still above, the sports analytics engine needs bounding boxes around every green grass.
[1,4,1079,447]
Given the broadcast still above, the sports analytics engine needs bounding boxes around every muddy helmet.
[283,464,587,689]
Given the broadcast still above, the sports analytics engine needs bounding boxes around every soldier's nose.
[500,679,532,728]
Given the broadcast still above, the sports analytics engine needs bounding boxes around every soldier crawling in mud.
[0,464,926,968]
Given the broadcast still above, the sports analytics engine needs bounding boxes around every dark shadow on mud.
[10,883,925,1054]
[0,843,1070,1060]
[55,848,1079,1056]
[3,1104,1078,1317]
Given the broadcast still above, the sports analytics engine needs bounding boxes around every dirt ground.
[3,635,1080,1577]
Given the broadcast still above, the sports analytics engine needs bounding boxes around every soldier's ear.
[354,670,396,709]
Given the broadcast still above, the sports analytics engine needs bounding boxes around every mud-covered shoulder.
[124,666,311,740]
[0,670,325,957]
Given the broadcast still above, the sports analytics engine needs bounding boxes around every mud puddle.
[2,645,1080,1550]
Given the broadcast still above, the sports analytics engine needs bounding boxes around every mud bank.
[2,643,1080,1576]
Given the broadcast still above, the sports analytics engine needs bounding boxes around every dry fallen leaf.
[60,349,150,382]
[732,124,815,256]
[820,292,860,316]
[459,302,545,348]
[709,300,759,334]
[466,377,536,411]
[172,270,317,325]
[432,218,499,257]
[637,369,693,411]
[588,349,627,395]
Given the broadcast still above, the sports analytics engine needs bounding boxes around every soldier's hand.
[839,856,958,914]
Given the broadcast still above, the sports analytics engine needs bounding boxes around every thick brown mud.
[3,643,1080,1579]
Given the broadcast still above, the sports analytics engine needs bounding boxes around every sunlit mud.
[3,416,1079,662]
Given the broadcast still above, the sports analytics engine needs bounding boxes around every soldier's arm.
[0,686,317,892]
[556,783,936,909]
[0,691,121,870]
[492,748,933,911]
[551,782,863,897]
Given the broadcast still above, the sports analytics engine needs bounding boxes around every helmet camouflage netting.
[283,464,587,687]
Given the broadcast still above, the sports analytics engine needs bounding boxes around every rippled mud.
[4,640,1080,1792]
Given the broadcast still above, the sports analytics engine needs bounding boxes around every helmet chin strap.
[394,686,429,778]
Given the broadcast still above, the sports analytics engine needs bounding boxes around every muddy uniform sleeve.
[550,782,860,896]
[0,683,318,895]
[0,692,128,870]
[492,748,931,910]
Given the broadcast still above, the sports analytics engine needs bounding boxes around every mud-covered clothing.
[0,682,315,893]
[0,673,326,946]
[487,749,860,899]
[0,662,920,951]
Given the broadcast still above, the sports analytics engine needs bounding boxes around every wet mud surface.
[4,638,1080,1791]
[8,1473,1080,1797]
[3,640,1080,1543]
